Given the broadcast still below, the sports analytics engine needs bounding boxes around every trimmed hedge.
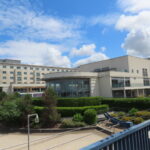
[57,97,102,107]
[32,97,102,107]
[57,105,108,117]
[34,105,109,117]
[32,97,44,106]
[101,98,150,111]
[33,96,150,111]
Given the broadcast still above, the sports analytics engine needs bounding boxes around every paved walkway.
[0,129,108,150]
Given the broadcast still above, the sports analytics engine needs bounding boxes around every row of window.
[2,82,43,84]
[2,71,43,76]
[2,76,42,81]
[2,65,73,72]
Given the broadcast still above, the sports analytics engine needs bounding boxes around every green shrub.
[101,97,150,111]
[56,105,109,117]
[128,108,139,116]
[32,97,102,107]
[73,113,83,122]
[60,119,86,128]
[0,91,7,101]
[121,116,133,122]
[83,109,97,125]
[32,97,44,106]
[57,97,102,107]
[135,111,150,119]
[111,112,125,118]
[0,100,21,126]
[133,117,144,124]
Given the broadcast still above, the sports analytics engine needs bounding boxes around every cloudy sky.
[0,0,150,67]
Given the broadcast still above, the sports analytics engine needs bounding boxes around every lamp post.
[27,114,39,150]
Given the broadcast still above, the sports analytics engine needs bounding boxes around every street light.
[27,114,39,150]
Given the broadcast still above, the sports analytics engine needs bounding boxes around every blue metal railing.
[81,120,150,150]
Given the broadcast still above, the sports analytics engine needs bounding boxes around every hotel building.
[0,59,75,94]
[44,55,150,98]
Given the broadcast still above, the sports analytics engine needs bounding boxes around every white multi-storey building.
[0,59,75,94]
[44,55,150,98]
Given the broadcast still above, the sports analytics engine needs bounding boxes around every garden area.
[0,89,150,129]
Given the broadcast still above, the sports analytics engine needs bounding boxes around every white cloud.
[122,30,150,57]
[100,46,106,52]
[116,1,150,57]
[0,0,80,41]
[118,0,150,13]
[74,52,108,66]
[116,11,150,31]
[0,40,71,67]
[90,14,119,26]
[70,44,96,57]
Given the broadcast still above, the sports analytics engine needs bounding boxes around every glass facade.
[47,78,90,97]
[112,77,130,88]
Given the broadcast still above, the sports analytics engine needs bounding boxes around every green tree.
[41,88,60,127]
[17,94,34,126]
[0,100,21,126]
[0,91,7,101]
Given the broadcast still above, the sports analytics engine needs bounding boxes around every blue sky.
[0,0,150,67]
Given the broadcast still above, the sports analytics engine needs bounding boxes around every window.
[3,76,6,79]
[36,73,40,76]
[10,66,14,69]
[47,68,50,71]
[3,71,6,74]
[143,68,148,77]
[36,68,39,70]
[10,77,14,80]
[24,72,27,75]
[47,78,90,97]
[10,71,14,74]
[112,77,130,88]
[36,78,40,81]
[17,77,22,81]
[24,77,27,80]
[30,67,33,70]
[3,82,6,84]
[17,66,21,69]
[17,72,21,75]
[132,69,134,73]
[30,77,34,80]
[24,66,27,69]
[30,72,34,75]
[144,78,150,86]
[137,70,139,74]
[3,65,6,68]
[42,68,45,71]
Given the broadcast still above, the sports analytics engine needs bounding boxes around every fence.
[81,120,150,150]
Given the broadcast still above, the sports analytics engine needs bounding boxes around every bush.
[121,116,144,124]
[0,100,21,126]
[73,113,83,122]
[57,97,102,107]
[121,116,133,122]
[83,109,97,125]
[128,108,139,116]
[101,97,150,111]
[135,111,150,119]
[60,119,86,128]
[56,105,109,117]
[32,97,44,106]
[111,112,125,118]
[0,91,7,101]
[133,117,144,124]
